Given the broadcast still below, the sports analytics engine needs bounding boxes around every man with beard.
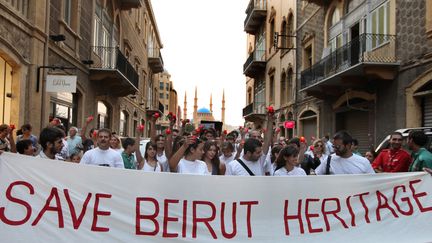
[372,132,411,172]
[315,131,374,175]
[38,127,64,160]
[80,128,124,168]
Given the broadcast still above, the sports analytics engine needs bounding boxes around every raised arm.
[262,113,275,155]
[168,136,194,172]
[164,118,175,159]
[81,116,93,140]
[149,114,158,144]
[135,126,144,170]
[8,126,16,153]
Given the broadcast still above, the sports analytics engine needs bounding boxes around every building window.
[166,83,170,91]
[269,19,275,52]
[280,72,287,105]
[159,81,164,90]
[166,94,169,99]
[371,1,390,48]
[133,120,138,137]
[269,75,275,103]
[287,68,293,102]
[287,13,294,48]
[64,0,72,26]
[120,111,128,136]
[303,44,313,70]
[247,87,253,104]
[159,93,164,99]
[165,105,168,110]
[97,101,110,129]
[281,20,287,49]
[254,79,265,113]
[427,0,432,38]
[0,57,12,124]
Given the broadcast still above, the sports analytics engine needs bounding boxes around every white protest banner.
[1,152,432,242]
[46,75,77,93]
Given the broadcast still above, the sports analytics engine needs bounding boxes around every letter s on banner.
[0,181,34,226]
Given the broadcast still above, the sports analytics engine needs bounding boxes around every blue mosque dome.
[197,107,211,114]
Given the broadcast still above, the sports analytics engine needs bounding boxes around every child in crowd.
[70,153,81,163]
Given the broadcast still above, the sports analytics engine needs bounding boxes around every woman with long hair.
[168,135,208,175]
[274,145,306,176]
[139,142,162,172]
[110,134,123,153]
[202,140,226,175]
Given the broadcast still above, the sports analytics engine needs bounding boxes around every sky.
[151,0,249,127]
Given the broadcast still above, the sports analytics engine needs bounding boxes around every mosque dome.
[197,107,211,114]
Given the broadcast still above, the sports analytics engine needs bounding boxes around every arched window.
[120,110,129,136]
[287,68,293,102]
[328,7,342,51]
[280,71,287,105]
[269,18,275,52]
[97,101,111,129]
[281,19,287,49]
[330,8,340,27]
[287,13,294,48]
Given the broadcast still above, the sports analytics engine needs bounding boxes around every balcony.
[244,0,267,34]
[89,46,139,97]
[244,49,266,78]
[148,48,164,73]
[243,101,266,122]
[146,101,164,117]
[120,0,141,10]
[300,34,399,98]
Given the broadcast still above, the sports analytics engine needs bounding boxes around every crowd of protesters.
[1,109,432,176]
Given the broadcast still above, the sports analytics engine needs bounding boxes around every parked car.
[374,127,432,154]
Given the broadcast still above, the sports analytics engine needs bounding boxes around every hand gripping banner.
[1,153,432,242]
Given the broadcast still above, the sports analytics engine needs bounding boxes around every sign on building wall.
[46,75,77,93]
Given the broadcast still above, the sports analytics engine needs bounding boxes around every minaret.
[193,86,198,124]
[183,92,187,120]
[210,93,213,113]
[222,89,226,129]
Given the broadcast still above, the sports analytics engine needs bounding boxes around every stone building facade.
[244,0,432,153]
[295,0,432,154]
[0,0,166,138]
[243,0,297,137]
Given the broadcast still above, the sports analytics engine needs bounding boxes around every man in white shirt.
[226,138,270,176]
[315,131,374,175]
[80,128,124,168]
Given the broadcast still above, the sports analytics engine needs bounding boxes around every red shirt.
[372,148,412,172]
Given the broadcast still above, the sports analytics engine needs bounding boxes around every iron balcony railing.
[244,0,267,27]
[301,34,397,89]
[243,49,266,72]
[91,46,139,89]
[242,101,265,117]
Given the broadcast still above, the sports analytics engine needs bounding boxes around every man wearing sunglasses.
[372,132,411,173]
[315,131,374,175]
